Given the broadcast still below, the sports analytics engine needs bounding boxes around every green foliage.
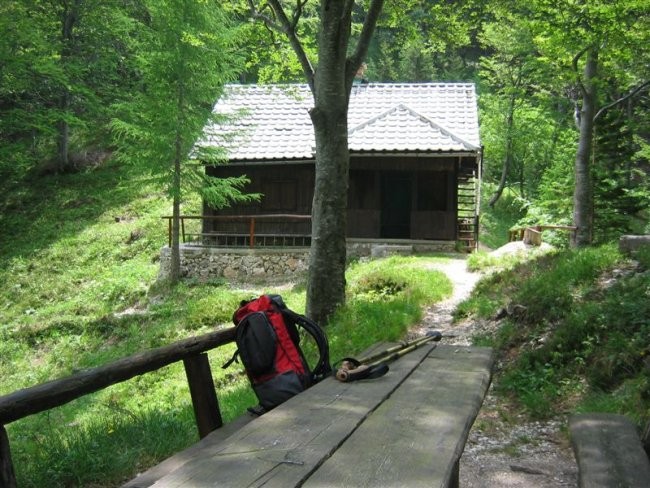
[462,245,649,422]
[0,0,142,178]
[327,256,452,361]
[370,0,485,81]
[110,0,252,206]
[478,184,526,249]
[592,105,650,243]
[224,1,319,83]
[476,0,650,245]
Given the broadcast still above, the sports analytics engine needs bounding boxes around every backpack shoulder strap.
[268,296,332,382]
[284,309,332,382]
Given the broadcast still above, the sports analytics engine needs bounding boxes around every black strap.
[222,350,239,369]
[335,357,389,382]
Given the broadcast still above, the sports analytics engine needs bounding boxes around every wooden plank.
[123,414,254,488]
[570,413,650,488]
[183,354,223,438]
[303,345,494,488]
[150,344,436,487]
[1,425,17,488]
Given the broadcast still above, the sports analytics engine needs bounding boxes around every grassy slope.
[0,163,453,487]
[459,245,650,425]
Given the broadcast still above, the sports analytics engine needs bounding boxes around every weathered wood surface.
[183,354,223,438]
[0,328,235,425]
[146,344,494,488]
[570,413,650,488]
[123,415,255,488]
[304,346,494,488]
[1,425,16,488]
[149,344,436,487]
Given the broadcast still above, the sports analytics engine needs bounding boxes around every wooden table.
[125,344,494,488]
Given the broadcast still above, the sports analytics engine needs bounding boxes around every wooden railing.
[508,225,577,245]
[163,214,312,248]
[0,327,236,487]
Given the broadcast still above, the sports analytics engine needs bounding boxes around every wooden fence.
[508,225,577,245]
[163,214,312,248]
[0,327,236,488]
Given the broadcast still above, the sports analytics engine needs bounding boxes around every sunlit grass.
[1,162,455,486]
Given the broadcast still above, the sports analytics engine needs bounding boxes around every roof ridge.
[411,110,480,151]
[349,103,408,134]
[349,103,479,151]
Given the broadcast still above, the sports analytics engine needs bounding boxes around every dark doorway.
[380,172,411,238]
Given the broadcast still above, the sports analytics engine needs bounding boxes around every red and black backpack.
[224,294,331,414]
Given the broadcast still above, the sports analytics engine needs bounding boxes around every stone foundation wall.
[159,239,457,280]
[159,246,309,280]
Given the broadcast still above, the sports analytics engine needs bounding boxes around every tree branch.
[346,0,385,84]
[265,0,315,91]
[246,0,284,33]
[291,0,309,30]
[572,45,590,98]
[594,80,650,121]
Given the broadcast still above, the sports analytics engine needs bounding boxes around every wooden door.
[380,172,411,238]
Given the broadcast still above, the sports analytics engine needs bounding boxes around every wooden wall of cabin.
[347,156,461,240]
[203,163,314,235]
[205,155,478,240]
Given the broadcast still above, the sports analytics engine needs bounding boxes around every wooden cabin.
[196,83,482,250]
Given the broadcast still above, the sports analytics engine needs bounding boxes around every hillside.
[0,162,455,486]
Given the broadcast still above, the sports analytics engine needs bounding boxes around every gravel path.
[411,256,578,487]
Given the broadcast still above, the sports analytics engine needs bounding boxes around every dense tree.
[366,0,485,82]
[479,17,541,207]
[111,0,255,283]
[528,0,650,246]
[0,0,142,180]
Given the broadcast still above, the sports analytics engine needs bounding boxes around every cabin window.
[417,172,448,211]
[262,179,297,211]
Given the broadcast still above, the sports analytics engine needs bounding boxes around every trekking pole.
[335,330,442,382]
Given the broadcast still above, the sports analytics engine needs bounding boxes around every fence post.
[1,425,17,488]
[249,217,255,248]
[183,354,223,439]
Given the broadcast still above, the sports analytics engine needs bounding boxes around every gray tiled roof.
[198,83,480,161]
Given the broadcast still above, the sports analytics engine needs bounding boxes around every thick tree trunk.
[572,48,598,247]
[305,1,352,325]
[307,103,350,324]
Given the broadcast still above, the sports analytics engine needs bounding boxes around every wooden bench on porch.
[124,343,494,488]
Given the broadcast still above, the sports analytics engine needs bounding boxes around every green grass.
[327,256,453,360]
[0,163,453,487]
[478,185,526,250]
[461,244,650,423]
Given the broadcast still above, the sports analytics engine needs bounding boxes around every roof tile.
[198,83,480,161]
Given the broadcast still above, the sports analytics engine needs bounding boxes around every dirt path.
[411,256,578,487]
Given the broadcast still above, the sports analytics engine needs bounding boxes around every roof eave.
[219,148,480,165]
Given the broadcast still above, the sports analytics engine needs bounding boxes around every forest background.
[2,0,648,246]
[0,0,649,486]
